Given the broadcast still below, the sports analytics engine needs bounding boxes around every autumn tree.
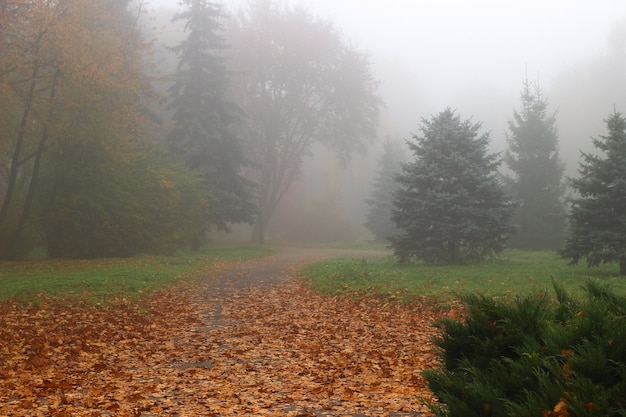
[167,0,255,245]
[225,1,381,244]
[561,112,626,276]
[364,139,406,242]
[0,0,205,258]
[0,0,83,258]
[391,109,515,264]
[505,78,566,250]
[0,1,27,74]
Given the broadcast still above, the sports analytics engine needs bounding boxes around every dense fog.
[3,0,625,253]
[143,0,626,242]
[164,0,626,242]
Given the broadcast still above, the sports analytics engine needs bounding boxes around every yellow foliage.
[0,0,155,257]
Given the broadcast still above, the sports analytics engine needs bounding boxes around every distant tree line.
[365,78,626,275]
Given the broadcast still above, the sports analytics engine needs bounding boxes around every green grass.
[0,245,273,303]
[300,249,625,302]
[294,241,390,251]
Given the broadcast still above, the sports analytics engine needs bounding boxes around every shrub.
[40,141,207,258]
[423,280,626,417]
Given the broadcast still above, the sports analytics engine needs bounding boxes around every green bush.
[40,141,207,258]
[424,280,626,417]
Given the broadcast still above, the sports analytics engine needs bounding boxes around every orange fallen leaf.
[0,268,455,417]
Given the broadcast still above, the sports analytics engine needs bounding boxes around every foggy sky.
[295,0,623,92]
[153,0,626,146]
[286,0,626,151]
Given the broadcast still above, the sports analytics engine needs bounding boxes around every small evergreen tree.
[505,78,567,249]
[364,139,406,242]
[167,0,255,240]
[390,108,514,264]
[561,111,626,275]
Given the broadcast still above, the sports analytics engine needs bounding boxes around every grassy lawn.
[301,249,625,302]
[296,241,390,250]
[0,245,273,303]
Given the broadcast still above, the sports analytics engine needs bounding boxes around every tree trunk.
[252,209,271,246]
[250,160,296,246]
[620,257,626,276]
[7,71,59,255]
[0,62,40,258]
[252,220,263,246]
[191,233,200,252]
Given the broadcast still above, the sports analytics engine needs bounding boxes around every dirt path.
[1,246,442,417]
[214,246,392,289]
[203,246,392,342]
[193,246,430,417]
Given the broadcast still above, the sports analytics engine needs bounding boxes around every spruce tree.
[167,0,255,238]
[391,109,514,264]
[364,139,406,242]
[505,78,566,249]
[561,111,626,275]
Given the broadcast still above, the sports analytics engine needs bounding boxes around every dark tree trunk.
[191,234,200,252]
[0,62,40,259]
[7,72,59,255]
[0,66,38,224]
[620,257,626,276]
[254,216,264,246]
[252,210,270,246]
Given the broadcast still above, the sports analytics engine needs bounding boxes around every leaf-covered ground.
[0,252,461,417]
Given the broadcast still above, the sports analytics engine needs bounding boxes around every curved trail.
[215,246,391,288]
[0,246,439,417]
[194,246,428,417]
[204,246,391,333]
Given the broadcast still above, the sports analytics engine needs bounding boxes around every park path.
[189,246,431,417]
[205,246,392,328]
[215,246,391,288]
[0,246,444,417]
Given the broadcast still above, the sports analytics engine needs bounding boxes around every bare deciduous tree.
[226,1,381,243]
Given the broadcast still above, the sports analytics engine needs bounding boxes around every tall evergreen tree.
[364,139,405,242]
[167,0,255,240]
[391,109,514,264]
[505,78,566,249]
[561,111,626,276]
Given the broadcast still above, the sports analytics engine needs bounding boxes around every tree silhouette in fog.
[225,0,381,244]
[505,78,566,250]
[365,139,406,242]
[167,0,256,245]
